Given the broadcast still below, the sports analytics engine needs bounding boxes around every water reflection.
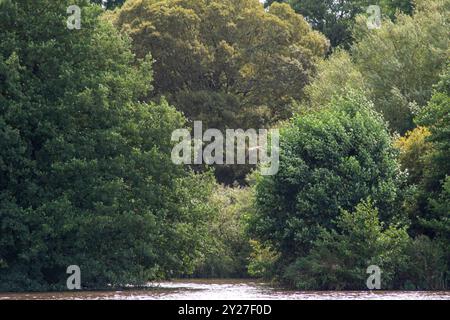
[1,279,449,300]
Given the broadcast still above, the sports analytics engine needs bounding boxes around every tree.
[266,0,414,48]
[109,0,327,184]
[402,235,447,290]
[395,126,432,185]
[249,92,406,264]
[283,199,410,290]
[351,0,449,133]
[193,186,253,278]
[392,67,450,288]
[425,177,450,250]
[302,0,448,133]
[416,66,450,193]
[412,67,450,246]
[247,239,279,279]
[0,0,215,291]
[302,49,367,110]
[110,0,328,129]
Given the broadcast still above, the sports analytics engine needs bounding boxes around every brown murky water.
[1,279,449,300]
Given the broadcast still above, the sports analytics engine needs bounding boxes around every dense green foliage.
[111,0,327,129]
[248,0,449,290]
[0,0,215,291]
[302,50,367,110]
[266,0,414,48]
[303,0,449,133]
[109,0,328,183]
[192,186,253,278]
[283,200,410,290]
[410,68,450,278]
[351,0,449,133]
[415,68,450,197]
[250,87,449,289]
[249,93,408,284]
[0,0,448,292]
[402,235,448,290]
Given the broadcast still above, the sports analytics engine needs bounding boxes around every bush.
[192,186,253,278]
[400,235,447,290]
[247,240,279,279]
[250,92,406,264]
[282,200,410,290]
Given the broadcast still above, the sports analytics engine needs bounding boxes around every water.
[1,279,449,300]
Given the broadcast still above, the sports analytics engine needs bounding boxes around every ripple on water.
[1,280,449,300]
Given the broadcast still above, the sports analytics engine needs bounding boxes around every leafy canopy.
[303,0,449,134]
[110,0,328,129]
[250,92,406,261]
[0,0,215,291]
[266,0,414,48]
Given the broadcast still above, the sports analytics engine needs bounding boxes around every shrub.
[192,186,253,278]
[400,235,447,290]
[250,92,406,264]
[282,200,410,290]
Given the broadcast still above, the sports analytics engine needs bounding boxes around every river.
[1,279,449,300]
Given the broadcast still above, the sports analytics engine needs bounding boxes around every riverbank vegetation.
[0,0,448,291]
